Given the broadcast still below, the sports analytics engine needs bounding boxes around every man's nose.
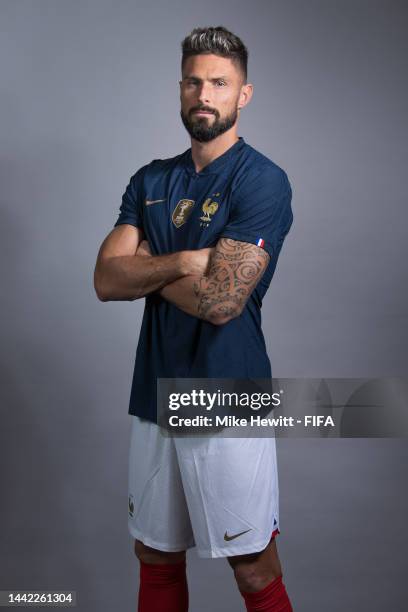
[197,82,212,104]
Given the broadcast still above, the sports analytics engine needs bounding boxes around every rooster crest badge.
[200,198,219,223]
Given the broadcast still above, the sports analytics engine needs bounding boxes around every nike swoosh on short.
[224,529,252,542]
[145,198,167,205]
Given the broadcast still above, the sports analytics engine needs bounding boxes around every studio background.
[1,0,407,610]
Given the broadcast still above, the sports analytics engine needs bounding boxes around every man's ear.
[238,83,253,110]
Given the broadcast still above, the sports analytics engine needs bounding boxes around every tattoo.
[195,238,270,322]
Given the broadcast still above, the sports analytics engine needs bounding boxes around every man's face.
[179,54,245,143]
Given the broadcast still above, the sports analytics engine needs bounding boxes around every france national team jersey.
[114,137,293,423]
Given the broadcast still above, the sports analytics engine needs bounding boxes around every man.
[94,26,294,612]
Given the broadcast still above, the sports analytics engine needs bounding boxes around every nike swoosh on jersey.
[224,529,252,542]
[145,198,167,206]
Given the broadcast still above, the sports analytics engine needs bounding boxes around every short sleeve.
[114,165,147,229]
[220,164,293,260]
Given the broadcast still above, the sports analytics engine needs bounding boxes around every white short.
[128,416,280,559]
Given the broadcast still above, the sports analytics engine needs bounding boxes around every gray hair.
[181,26,248,83]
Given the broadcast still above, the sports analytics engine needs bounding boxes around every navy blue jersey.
[114,137,293,422]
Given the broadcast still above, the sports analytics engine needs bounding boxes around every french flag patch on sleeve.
[256,238,265,248]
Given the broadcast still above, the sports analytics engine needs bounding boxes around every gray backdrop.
[1,0,407,610]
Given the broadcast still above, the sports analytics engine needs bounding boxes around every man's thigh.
[174,434,280,559]
[128,416,195,553]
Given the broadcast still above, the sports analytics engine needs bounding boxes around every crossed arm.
[93,225,212,301]
[157,238,270,325]
[94,224,270,325]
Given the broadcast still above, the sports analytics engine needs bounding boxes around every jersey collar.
[182,136,246,176]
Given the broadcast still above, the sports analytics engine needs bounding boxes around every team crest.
[200,198,219,226]
[172,199,195,228]
[128,495,134,518]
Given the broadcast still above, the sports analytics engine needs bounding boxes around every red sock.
[240,574,293,611]
[138,559,188,612]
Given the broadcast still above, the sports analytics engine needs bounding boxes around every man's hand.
[184,247,214,276]
[136,240,215,277]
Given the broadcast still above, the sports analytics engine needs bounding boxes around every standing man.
[94,26,293,612]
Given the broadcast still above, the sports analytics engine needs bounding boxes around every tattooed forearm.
[194,238,270,323]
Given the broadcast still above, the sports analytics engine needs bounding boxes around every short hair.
[181,26,248,83]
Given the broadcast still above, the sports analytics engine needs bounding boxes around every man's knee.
[134,539,186,565]
[227,538,282,593]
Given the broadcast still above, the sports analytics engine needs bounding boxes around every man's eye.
[216,81,226,87]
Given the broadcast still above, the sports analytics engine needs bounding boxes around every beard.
[180,104,239,143]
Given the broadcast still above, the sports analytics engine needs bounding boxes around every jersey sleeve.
[220,164,293,260]
[114,165,147,230]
